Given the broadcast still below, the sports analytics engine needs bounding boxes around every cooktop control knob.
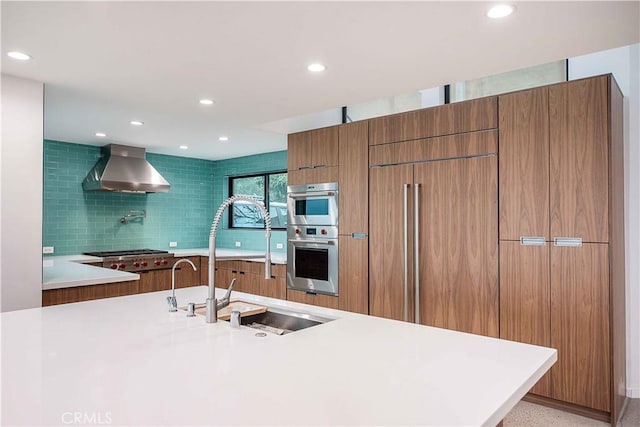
[133,262,141,268]
[154,260,161,266]
[295,229,300,234]
[142,261,148,267]
[119,263,126,269]
[162,260,168,265]
[321,229,327,235]
[110,263,118,269]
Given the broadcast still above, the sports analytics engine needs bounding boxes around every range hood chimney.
[82,144,170,193]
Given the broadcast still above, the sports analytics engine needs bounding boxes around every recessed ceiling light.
[487,4,515,19]
[307,63,326,72]
[199,99,214,105]
[130,120,144,126]
[7,51,32,61]
[95,132,107,137]
[218,136,229,142]
[179,145,188,150]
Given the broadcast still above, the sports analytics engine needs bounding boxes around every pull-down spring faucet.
[206,195,272,323]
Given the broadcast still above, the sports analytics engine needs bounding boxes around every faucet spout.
[207,195,272,324]
[168,258,197,312]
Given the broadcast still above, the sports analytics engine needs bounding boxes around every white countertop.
[43,249,286,290]
[1,286,556,426]
[172,247,287,264]
[42,259,140,290]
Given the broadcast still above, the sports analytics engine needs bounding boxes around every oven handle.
[287,191,336,199]
[287,239,335,245]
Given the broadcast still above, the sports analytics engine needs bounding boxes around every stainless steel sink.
[179,302,335,334]
[239,307,334,335]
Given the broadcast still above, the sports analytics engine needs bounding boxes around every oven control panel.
[289,225,339,239]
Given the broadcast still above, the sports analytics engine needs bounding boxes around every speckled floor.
[504,398,639,427]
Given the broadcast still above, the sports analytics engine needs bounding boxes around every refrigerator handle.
[403,183,410,322]
[413,183,420,324]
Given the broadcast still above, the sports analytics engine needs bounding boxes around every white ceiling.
[2,1,638,160]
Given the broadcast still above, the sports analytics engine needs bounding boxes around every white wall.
[1,74,44,312]
[569,43,640,398]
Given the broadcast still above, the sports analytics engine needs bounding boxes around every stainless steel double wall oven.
[286,182,339,296]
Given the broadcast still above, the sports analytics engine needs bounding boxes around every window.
[229,172,287,229]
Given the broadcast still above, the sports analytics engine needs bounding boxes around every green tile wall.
[211,151,288,252]
[43,140,287,255]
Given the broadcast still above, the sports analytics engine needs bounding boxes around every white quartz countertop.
[172,247,287,264]
[1,286,556,426]
[42,249,286,290]
[42,258,139,290]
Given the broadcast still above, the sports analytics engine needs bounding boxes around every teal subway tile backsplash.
[43,140,287,255]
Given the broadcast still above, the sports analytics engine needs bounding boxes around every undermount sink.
[179,301,335,334]
[239,307,334,335]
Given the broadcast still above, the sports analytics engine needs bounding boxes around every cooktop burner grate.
[83,249,169,257]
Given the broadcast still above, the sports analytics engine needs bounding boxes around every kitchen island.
[1,286,556,426]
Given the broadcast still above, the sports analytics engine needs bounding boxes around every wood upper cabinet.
[551,243,610,412]
[549,76,609,243]
[370,130,497,167]
[499,87,550,240]
[414,156,499,337]
[287,166,338,186]
[368,96,497,146]
[499,241,551,397]
[288,126,339,171]
[339,121,368,235]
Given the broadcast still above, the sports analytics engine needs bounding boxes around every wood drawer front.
[369,130,497,166]
[286,289,339,309]
[270,264,286,277]
[369,96,497,146]
[287,166,338,185]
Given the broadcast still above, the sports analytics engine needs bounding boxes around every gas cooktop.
[83,249,169,257]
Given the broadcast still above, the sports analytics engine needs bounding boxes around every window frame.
[228,170,287,230]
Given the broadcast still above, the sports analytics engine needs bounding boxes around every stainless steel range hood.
[82,144,170,193]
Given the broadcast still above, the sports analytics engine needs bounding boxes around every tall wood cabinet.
[369,125,499,337]
[498,75,625,424]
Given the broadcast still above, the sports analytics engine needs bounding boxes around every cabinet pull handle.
[313,164,327,169]
[288,191,336,199]
[297,166,311,170]
[403,183,410,322]
[554,237,583,247]
[520,236,547,246]
[414,183,420,324]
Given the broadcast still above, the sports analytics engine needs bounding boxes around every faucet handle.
[222,278,237,302]
[167,296,177,312]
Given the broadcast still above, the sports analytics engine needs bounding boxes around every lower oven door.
[287,237,338,296]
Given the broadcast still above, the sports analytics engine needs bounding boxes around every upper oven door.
[287,182,338,226]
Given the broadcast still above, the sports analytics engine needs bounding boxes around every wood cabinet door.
[288,131,311,170]
[414,156,499,337]
[310,126,339,168]
[499,87,550,240]
[551,243,610,411]
[499,241,551,396]
[339,121,368,235]
[139,270,171,293]
[288,126,339,170]
[338,235,369,314]
[369,164,414,321]
[257,275,286,300]
[174,257,201,288]
[549,76,609,243]
[287,166,338,186]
